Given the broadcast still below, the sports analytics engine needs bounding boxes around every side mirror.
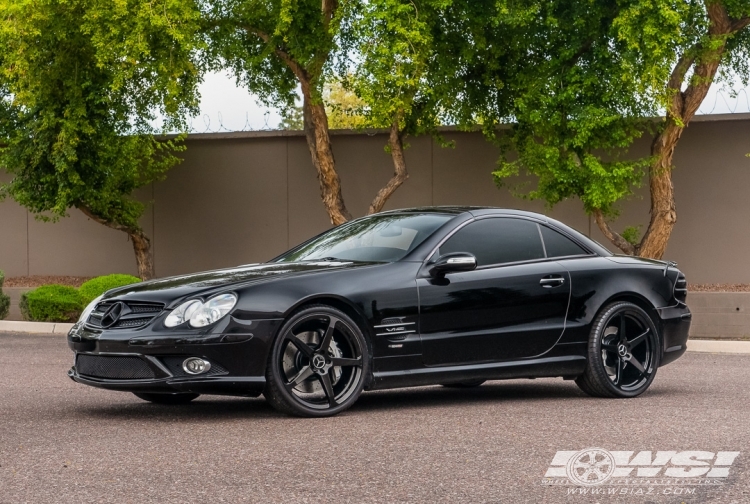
[429,252,477,277]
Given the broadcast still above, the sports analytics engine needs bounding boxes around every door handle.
[540,275,565,288]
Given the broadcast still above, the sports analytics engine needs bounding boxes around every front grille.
[674,273,687,303]
[161,356,228,377]
[86,300,165,330]
[76,355,156,379]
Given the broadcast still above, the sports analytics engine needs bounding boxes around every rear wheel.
[576,301,660,398]
[263,305,369,417]
[133,392,200,404]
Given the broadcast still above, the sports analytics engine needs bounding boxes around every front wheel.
[576,301,660,398]
[263,305,369,417]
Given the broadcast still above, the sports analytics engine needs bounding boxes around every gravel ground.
[1,333,749,504]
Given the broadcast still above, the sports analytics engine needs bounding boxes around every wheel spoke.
[601,343,618,351]
[619,314,627,342]
[330,357,362,367]
[627,356,647,374]
[319,316,339,352]
[317,372,337,407]
[287,333,314,358]
[628,329,649,349]
[614,357,622,385]
[285,366,313,390]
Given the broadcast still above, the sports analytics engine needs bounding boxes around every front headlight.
[78,295,104,324]
[164,300,203,328]
[164,294,237,328]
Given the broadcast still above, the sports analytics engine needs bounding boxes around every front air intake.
[76,355,156,379]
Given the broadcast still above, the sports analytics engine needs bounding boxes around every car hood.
[103,261,376,306]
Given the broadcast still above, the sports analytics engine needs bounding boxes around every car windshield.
[275,213,454,263]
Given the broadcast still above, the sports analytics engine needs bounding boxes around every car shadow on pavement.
[70,378,683,421]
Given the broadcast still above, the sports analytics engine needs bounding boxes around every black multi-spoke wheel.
[576,302,660,398]
[264,305,369,417]
[133,392,200,404]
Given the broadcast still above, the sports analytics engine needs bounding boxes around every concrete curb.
[686,339,750,354]
[0,320,73,334]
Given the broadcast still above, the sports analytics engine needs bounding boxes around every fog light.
[183,357,211,375]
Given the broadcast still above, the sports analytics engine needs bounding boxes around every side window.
[540,225,588,258]
[438,218,545,266]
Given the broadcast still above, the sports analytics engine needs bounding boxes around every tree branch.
[592,208,636,255]
[241,26,310,86]
[77,205,133,234]
[665,49,696,119]
[368,116,409,215]
[321,0,338,32]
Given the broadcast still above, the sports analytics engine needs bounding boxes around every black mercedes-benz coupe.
[68,207,691,417]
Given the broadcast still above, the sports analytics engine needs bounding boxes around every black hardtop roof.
[379,206,549,219]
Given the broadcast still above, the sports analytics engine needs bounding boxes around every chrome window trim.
[422,215,597,271]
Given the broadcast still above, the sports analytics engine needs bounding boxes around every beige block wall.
[0,117,748,283]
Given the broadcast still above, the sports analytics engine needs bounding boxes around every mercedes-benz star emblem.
[618,344,628,357]
[100,302,125,328]
[312,354,326,370]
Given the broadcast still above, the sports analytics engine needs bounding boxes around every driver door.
[417,217,571,366]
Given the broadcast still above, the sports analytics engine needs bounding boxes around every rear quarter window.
[540,225,588,258]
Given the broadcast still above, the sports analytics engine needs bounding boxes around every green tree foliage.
[0,0,201,279]
[325,80,367,130]
[276,81,366,131]
[465,0,750,258]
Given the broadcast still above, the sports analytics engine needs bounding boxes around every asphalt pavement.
[1,333,748,504]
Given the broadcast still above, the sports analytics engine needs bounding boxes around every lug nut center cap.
[311,354,327,370]
[617,344,628,357]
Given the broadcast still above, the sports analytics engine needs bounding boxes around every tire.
[133,392,200,404]
[441,380,486,388]
[263,305,369,417]
[576,301,661,398]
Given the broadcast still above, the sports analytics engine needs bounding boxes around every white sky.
[192,71,750,133]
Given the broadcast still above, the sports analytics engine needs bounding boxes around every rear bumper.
[657,304,691,367]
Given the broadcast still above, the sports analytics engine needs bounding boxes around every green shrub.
[20,285,84,322]
[79,274,141,305]
[0,270,9,320]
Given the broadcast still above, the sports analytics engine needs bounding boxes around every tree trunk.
[302,95,352,225]
[368,117,409,215]
[77,206,155,280]
[128,230,155,281]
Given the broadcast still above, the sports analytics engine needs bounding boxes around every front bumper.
[67,316,283,397]
[657,304,691,367]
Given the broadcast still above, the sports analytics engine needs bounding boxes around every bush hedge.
[0,270,9,320]
[79,274,141,305]
[20,285,84,323]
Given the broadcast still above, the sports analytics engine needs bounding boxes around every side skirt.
[370,355,587,390]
